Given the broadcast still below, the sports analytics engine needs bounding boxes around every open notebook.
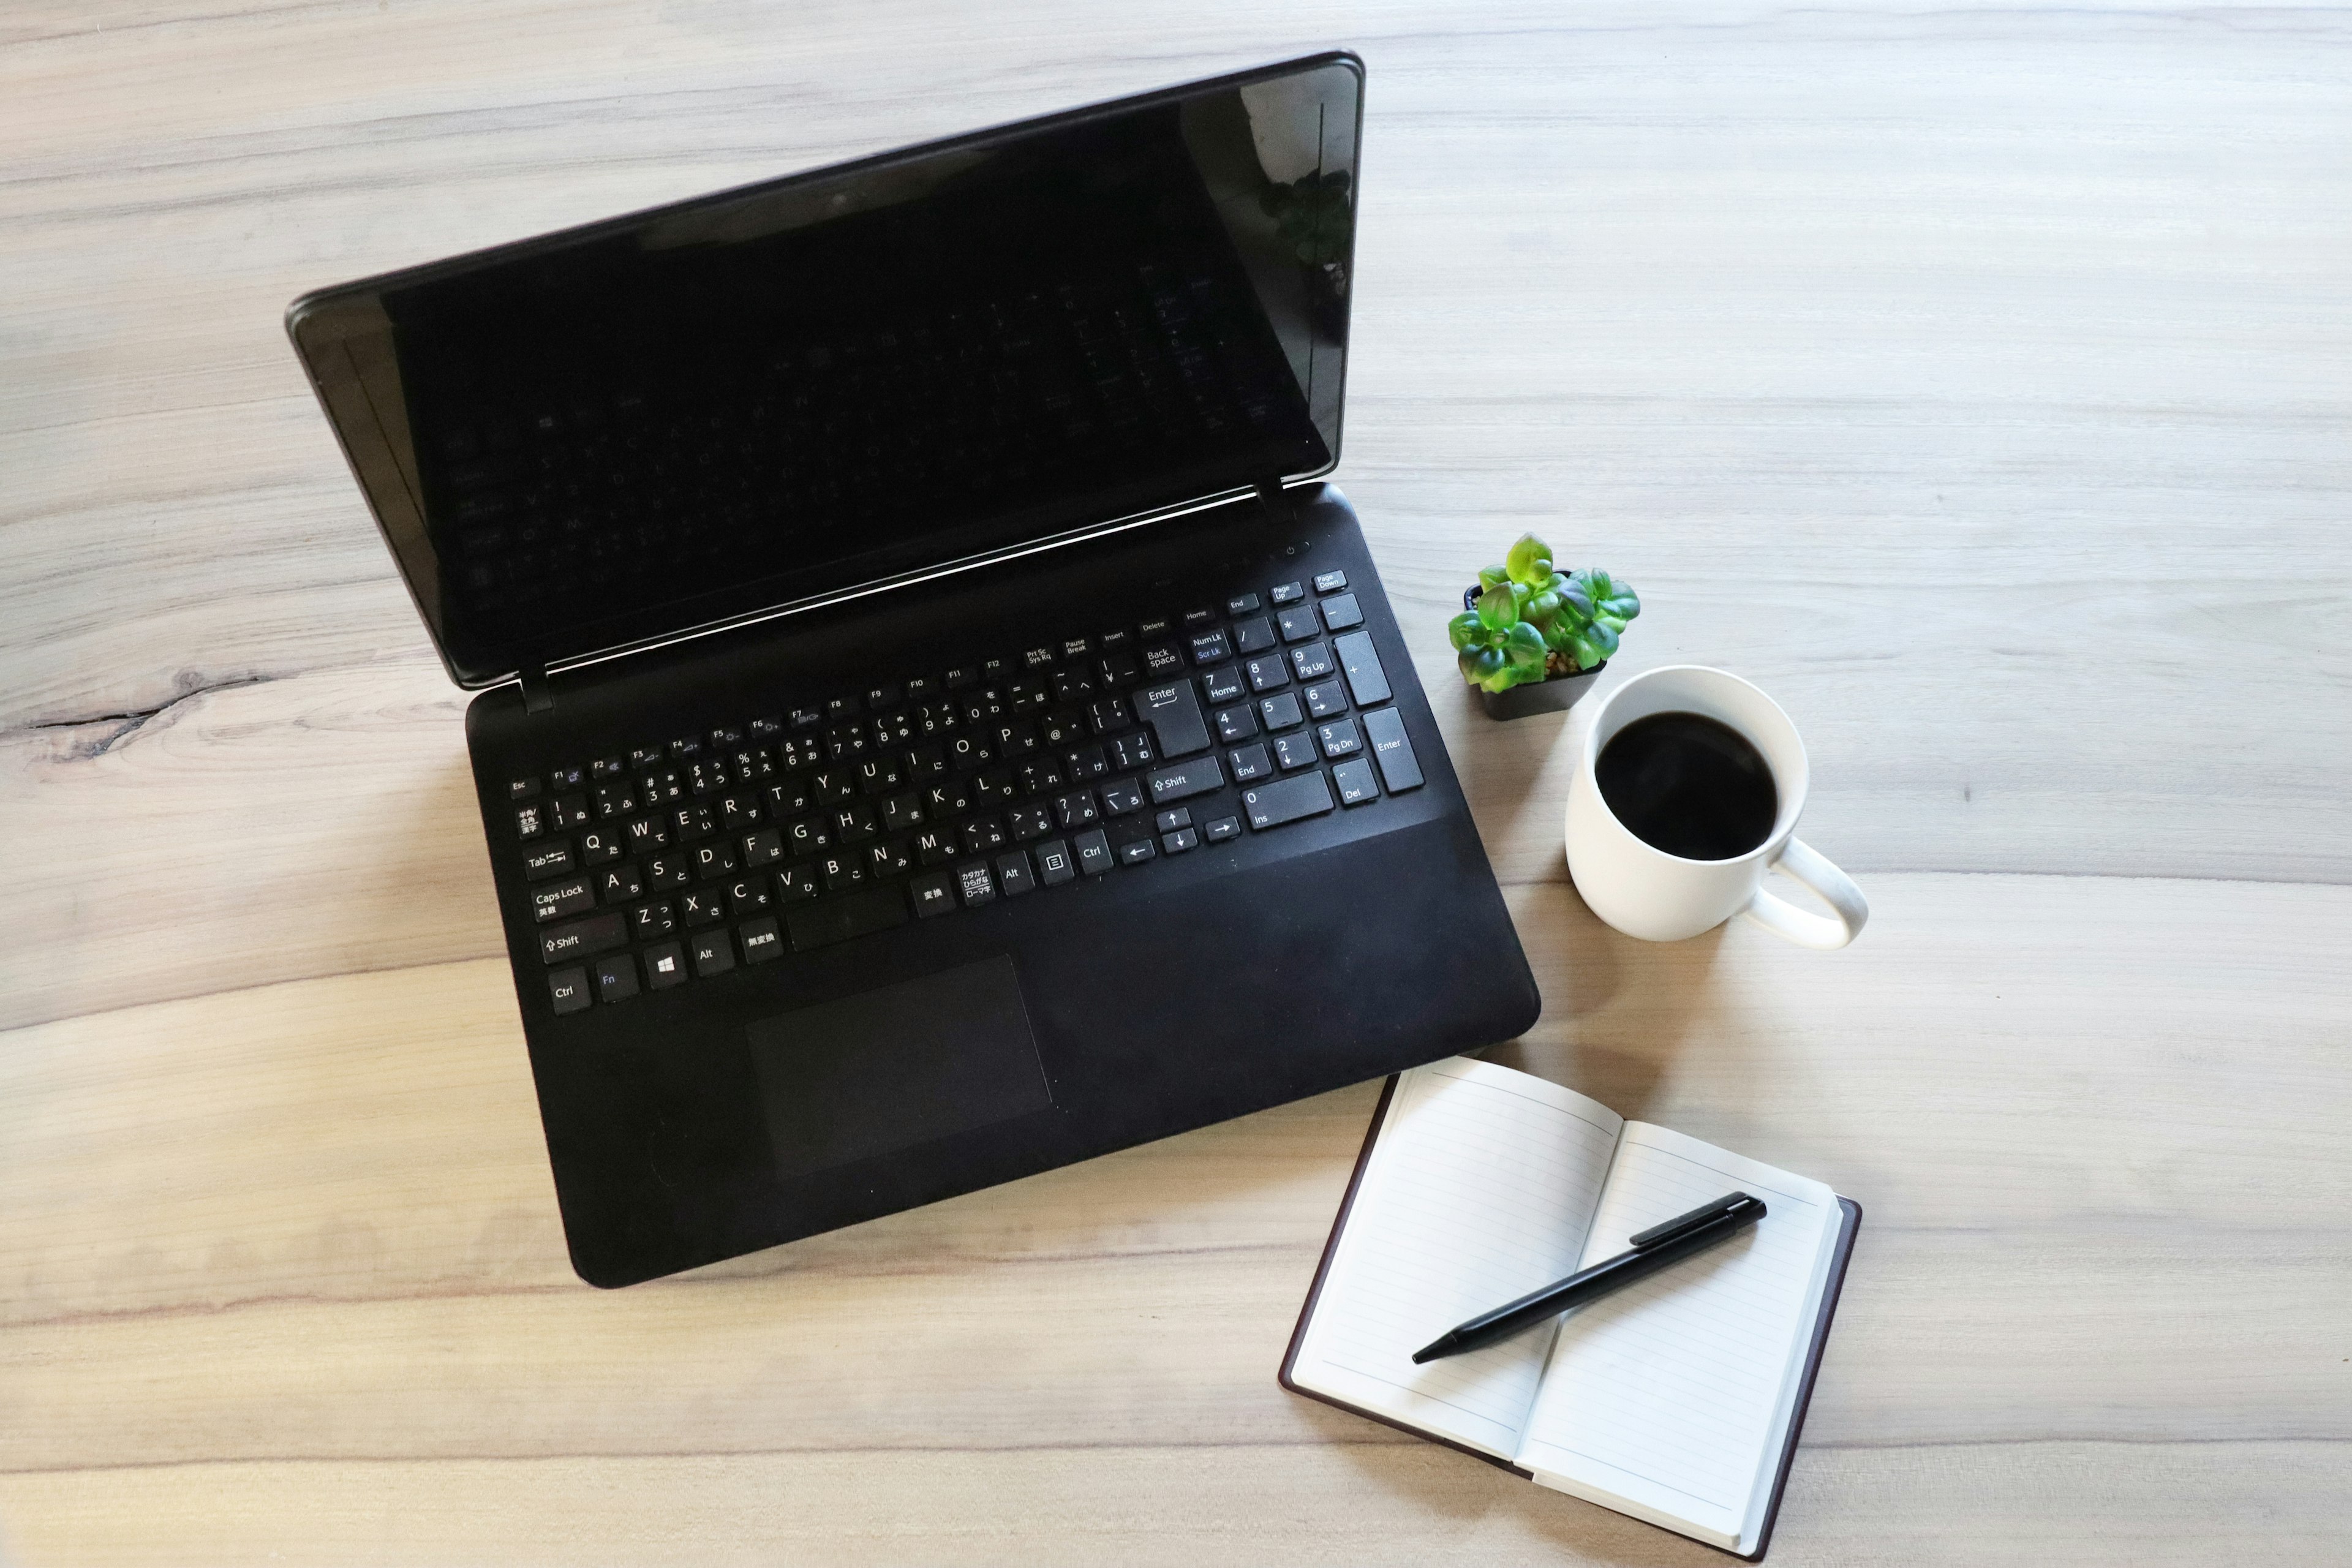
[1281,1057,1860,1559]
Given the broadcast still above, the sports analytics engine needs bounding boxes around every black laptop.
[287,52,1540,1287]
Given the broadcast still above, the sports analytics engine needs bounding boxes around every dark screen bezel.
[285,51,1363,691]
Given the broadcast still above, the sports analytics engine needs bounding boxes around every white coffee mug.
[1564,665,1868,948]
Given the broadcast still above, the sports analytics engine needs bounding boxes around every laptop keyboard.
[507,570,1424,1016]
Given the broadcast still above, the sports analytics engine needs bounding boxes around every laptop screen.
[289,55,1362,688]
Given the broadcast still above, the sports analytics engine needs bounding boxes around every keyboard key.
[1162,826,1199,854]
[679,887,726,926]
[1036,838,1078,886]
[539,912,626,966]
[1362,707,1425,793]
[786,884,908,950]
[1188,628,1231,665]
[1277,605,1320,643]
[1314,569,1349,594]
[1200,665,1245,704]
[1232,616,1276,655]
[957,862,997,907]
[1204,815,1242,842]
[1245,654,1289,692]
[643,940,688,989]
[743,827,785,866]
[1116,832,1156,865]
[775,863,820,902]
[578,827,623,865]
[1142,640,1186,678]
[1101,777,1145,816]
[1073,829,1114,875]
[692,842,738,881]
[523,842,575,881]
[548,967,590,1014]
[1182,607,1218,629]
[1302,680,1348,720]
[739,917,785,963]
[1145,754,1224,805]
[1107,732,1156,771]
[509,777,541,802]
[962,816,1008,855]
[1273,733,1319,771]
[548,794,591,831]
[1132,677,1212,758]
[728,874,774,914]
[631,902,676,938]
[645,853,690,891]
[597,862,646,903]
[1242,771,1335,829]
[1259,692,1305,731]
[1333,631,1392,706]
[1333,757,1379,805]
[1317,718,1363,760]
[689,929,735,978]
[1155,807,1193,833]
[594,954,641,1001]
[514,803,545,841]
[530,876,596,924]
[1215,703,1257,744]
[819,852,866,892]
[1226,592,1262,615]
[1229,743,1273,783]
[1008,804,1054,841]
[995,850,1036,896]
[1052,790,1100,830]
[910,872,956,917]
[1291,641,1335,681]
[1319,592,1364,631]
[1270,580,1305,605]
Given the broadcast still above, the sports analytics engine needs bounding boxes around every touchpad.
[744,955,1054,1182]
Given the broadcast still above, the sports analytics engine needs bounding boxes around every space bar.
[786,886,910,951]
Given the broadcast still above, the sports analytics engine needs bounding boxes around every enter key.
[1133,676,1212,757]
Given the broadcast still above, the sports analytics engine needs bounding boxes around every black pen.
[1411,1191,1768,1364]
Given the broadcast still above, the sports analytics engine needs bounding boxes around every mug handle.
[1741,838,1869,949]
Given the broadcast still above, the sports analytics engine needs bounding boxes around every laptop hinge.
[1255,477,1290,519]
[519,666,554,715]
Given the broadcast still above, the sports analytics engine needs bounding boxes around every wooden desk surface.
[4,3,2347,1562]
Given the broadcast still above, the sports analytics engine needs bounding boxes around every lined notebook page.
[1287,1058,1623,1460]
[1516,1123,1841,1552]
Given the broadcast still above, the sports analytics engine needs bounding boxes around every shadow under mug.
[1564,665,1868,948]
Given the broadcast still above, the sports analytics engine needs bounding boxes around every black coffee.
[1596,710,1778,861]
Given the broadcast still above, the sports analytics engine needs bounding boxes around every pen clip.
[1627,1191,1764,1250]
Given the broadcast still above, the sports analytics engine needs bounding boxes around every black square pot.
[1461,584,1607,720]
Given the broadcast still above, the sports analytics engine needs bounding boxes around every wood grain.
[2,1,2348,1562]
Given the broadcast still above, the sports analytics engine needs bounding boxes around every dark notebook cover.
[1278,1073,1862,1562]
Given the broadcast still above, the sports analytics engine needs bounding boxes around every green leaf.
[1523,588,1562,625]
[1503,622,1547,668]
[1462,646,1507,685]
[1504,533,1553,587]
[1446,611,1485,652]
[1571,568,1640,631]
[1477,564,1510,594]
[1572,620,1621,668]
[1476,583,1517,632]
[1510,581,1533,616]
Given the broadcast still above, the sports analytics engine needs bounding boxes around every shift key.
[1144,753,1224,805]
[1241,770,1334,830]
[539,911,627,966]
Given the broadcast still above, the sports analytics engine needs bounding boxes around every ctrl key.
[548,967,592,1014]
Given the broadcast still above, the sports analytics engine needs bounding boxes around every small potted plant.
[1450,533,1640,720]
